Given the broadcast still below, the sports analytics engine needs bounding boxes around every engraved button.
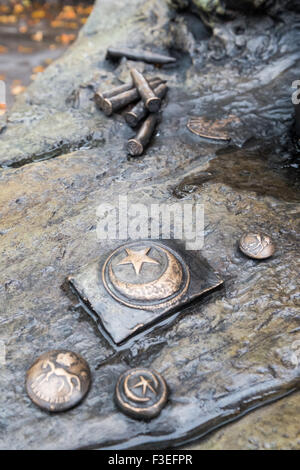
[26,350,91,412]
[68,239,223,345]
[187,116,240,141]
[239,232,275,259]
[115,368,168,420]
[102,241,190,310]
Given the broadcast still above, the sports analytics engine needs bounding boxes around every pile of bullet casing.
[94,68,168,156]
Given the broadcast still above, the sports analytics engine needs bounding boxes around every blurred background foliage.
[0,0,94,111]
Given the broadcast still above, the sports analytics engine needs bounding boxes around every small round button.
[239,232,275,259]
[115,368,168,420]
[26,350,91,412]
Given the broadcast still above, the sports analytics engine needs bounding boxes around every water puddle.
[173,143,300,203]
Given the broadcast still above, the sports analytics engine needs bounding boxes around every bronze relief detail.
[26,350,91,412]
[102,241,190,310]
[68,239,223,345]
[239,232,276,260]
[115,368,168,420]
[187,115,240,142]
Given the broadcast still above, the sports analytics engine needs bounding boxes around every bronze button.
[26,350,91,412]
[102,241,190,310]
[239,232,275,259]
[115,368,168,420]
[187,116,240,141]
[68,239,223,345]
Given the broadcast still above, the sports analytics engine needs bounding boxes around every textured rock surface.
[168,0,299,18]
[0,0,299,450]
[183,391,300,450]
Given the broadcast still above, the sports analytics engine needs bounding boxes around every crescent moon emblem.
[108,246,182,301]
[102,242,190,310]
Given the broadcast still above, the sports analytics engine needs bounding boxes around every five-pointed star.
[133,375,156,396]
[117,247,159,275]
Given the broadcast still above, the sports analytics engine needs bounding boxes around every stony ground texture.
[0,0,299,449]
[183,390,300,450]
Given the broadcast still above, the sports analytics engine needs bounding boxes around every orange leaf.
[57,6,76,20]
[0,15,17,24]
[32,31,43,42]
[76,6,93,15]
[51,20,64,28]
[19,25,28,33]
[31,10,46,20]
[51,20,78,29]
[18,45,33,53]
[14,4,24,14]
[32,65,44,74]
[56,33,76,45]
[0,6,10,13]
[65,22,78,30]
[11,85,26,96]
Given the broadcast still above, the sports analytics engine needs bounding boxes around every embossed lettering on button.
[239,232,275,260]
[115,368,168,420]
[68,240,224,345]
[26,350,91,412]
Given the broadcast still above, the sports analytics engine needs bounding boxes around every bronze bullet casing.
[101,78,162,116]
[127,113,158,156]
[125,83,168,128]
[106,47,176,65]
[25,350,91,412]
[239,232,276,260]
[130,69,161,113]
[95,81,135,110]
[115,368,168,420]
[94,77,162,112]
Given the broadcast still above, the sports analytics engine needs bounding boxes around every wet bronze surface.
[127,113,159,156]
[95,77,162,114]
[239,232,275,260]
[187,116,240,141]
[115,368,168,420]
[26,350,91,412]
[102,242,190,309]
[130,69,161,113]
[68,240,223,344]
[125,83,168,128]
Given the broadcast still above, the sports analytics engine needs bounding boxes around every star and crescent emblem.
[115,368,168,419]
[102,242,190,310]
